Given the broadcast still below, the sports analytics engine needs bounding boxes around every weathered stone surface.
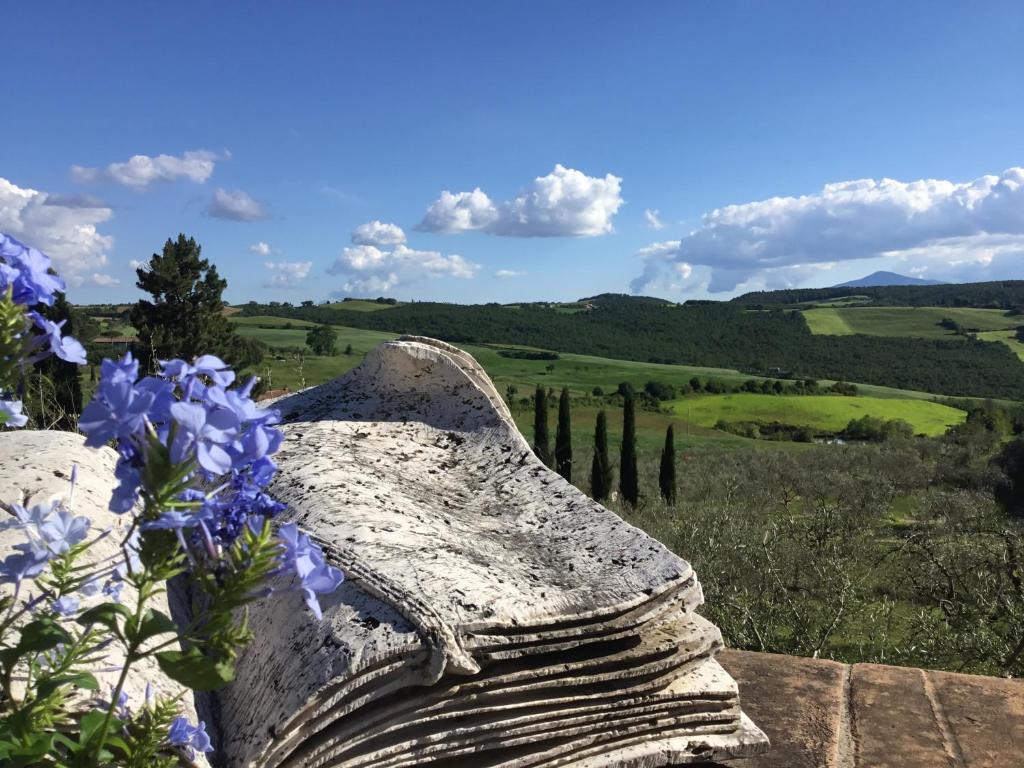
[217,337,767,767]
[718,650,1024,768]
[0,431,206,762]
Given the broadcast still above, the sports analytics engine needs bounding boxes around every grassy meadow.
[802,305,1018,338]
[670,393,965,436]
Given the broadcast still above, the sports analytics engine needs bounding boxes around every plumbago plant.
[0,234,343,766]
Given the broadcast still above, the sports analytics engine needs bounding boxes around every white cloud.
[0,177,113,286]
[207,188,269,222]
[495,269,527,278]
[644,208,664,230]
[328,228,477,293]
[90,273,120,287]
[128,259,145,270]
[71,150,219,188]
[351,220,407,247]
[631,167,1024,293]
[264,260,313,288]
[418,164,623,237]
[249,241,272,256]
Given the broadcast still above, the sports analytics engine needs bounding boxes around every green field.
[321,299,400,312]
[976,329,1024,361]
[802,306,1018,338]
[670,393,965,436]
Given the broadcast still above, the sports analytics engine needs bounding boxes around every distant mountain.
[836,271,946,288]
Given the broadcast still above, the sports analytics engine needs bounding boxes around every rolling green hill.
[235,296,1024,400]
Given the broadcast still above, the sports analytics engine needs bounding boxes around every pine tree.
[532,385,552,466]
[659,424,677,504]
[130,234,250,373]
[590,410,613,500]
[555,387,572,481]
[619,389,639,506]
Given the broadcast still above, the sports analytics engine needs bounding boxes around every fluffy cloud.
[207,188,269,222]
[0,177,115,286]
[495,269,527,278]
[264,260,312,288]
[418,165,623,237]
[128,259,145,270]
[328,222,478,293]
[644,208,664,230]
[71,150,218,188]
[249,241,272,256]
[632,167,1024,293]
[351,220,407,247]
[90,273,120,287]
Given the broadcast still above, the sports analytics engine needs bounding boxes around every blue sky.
[2,1,1023,304]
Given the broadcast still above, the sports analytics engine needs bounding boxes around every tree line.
[730,279,1024,309]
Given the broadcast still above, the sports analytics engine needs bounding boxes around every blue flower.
[52,595,79,616]
[0,399,28,428]
[169,399,240,474]
[28,311,86,364]
[277,523,343,620]
[36,507,91,556]
[0,543,49,584]
[168,715,214,756]
[0,233,65,306]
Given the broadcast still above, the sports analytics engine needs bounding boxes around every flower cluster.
[0,496,91,586]
[0,233,86,429]
[79,351,341,614]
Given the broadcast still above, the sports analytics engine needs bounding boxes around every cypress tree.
[590,410,613,500]
[555,387,572,481]
[618,391,634,505]
[619,390,639,506]
[532,385,552,466]
[659,424,677,504]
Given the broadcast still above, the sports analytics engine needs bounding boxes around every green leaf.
[77,602,132,635]
[16,617,72,653]
[3,731,56,766]
[155,647,235,691]
[36,670,99,699]
[77,709,109,746]
[133,608,177,645]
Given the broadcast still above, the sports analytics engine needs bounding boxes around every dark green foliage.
[658,425,676,504]
[130,235,247,373]
[590,410,613,500]
[591,386,604,396]
[236,294,1024,400]
[344,343,354,355]
[644,380,676,401]
[842,415,914,442]
[993,439,1024,518]
[497,349,559,360]
[1017,326,1024,342]
[619,389,639,506]
[532,385,551,466]
[28,292,82,430]
[306,324,338,356]
[732,279,1024,308]
[555,388,572,481]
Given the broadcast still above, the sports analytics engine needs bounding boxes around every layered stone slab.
[217,337,768,766]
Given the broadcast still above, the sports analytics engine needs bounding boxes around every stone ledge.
[709,650,1023,768]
